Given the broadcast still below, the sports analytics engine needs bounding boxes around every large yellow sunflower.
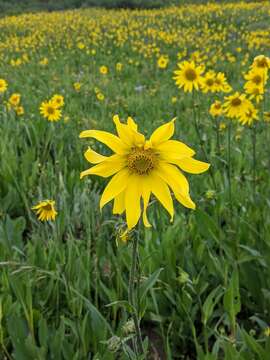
[173,61,204,92]
[80,116,210,229]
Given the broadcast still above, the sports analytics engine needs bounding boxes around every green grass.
[0,2,270,359]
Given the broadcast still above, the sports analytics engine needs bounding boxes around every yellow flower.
[238,101,259,126]
[39,57,49,66]
[73,82,82,92]
[244,68,267,88]
[9,93,21,107]
[116,62,123,72]
[263,112,270,122]
[0,79,8,93]
[173,60,204,92]
[209,100,223,117]
[251,55,270,71]
[245,83,264,103]
[80,116,210,229]
[32,200,57,221]
[97,92,105,101]
[223,92,250,119]
[214,72,232,93]
[40,100,62,122]
[100,66,108,75]
[200,71,216,93]
[219,122,226,131]
[16,106,24,116]
[157,55,169,69]
[51,94,65,108]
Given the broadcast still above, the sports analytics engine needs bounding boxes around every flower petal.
[150,172,174,221]
[84,147,107,164]
[125,174,142,229]
[156,140,195,159]
[113,191,125,215]
[173,157,210,174]
[150,119,176,146]
[142,179,151,227]
[80,155,125,179]
[79,129,128,154]
[100,168,130,209]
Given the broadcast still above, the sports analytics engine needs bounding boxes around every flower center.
[127,148,157,175]
[206,78,214,86]
[257,59,267,68]
[231,98,241,107]
[215,103,221,109]
[252,75,262,85]
[185,68,197,81]
[43,204,53,211]
[47,106,55,114]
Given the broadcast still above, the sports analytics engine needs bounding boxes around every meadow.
[0,1,270,359]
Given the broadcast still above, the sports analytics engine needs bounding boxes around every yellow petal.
[127,116,138,131]
[150,172,174,221]
[157,163,195,209]
[113,191,125,215]
[84,147,107,164]
[142,180,151,227]
[125,174,142,229]
[79,130,128,154]
[100,168,130,209]
[113,114,135,146]
[173,157,210,174]
[80,155,125,179]
[150,118,176,146]
[156,140,195,159]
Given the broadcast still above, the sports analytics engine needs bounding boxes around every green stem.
[227,122,232,215]
[128,234,144,355]
[251,125,257,201]
[215,116,221,157]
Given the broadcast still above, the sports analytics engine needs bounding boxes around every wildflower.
[251,55,270,71]
[205,190,216,199]
[73,82,82,92]
[116,62,123,72]
[263,112,270,122]
[51,94,64,108]
[40,100,62,122]
[9,93,21,107]
[209,100,223,117]
[244,68,267,88]
[16,106,24,116]
[223,92,249,119]
[39,57,48,66]
[238,102,259,126]
[173,60,204,92]
[0,79,8,93]
[157,55,169,69]
[32,200,57,221]
[219,122,226,131]
[214,72,232,93]
[245,83,264,103]
[100,65,108,75]
[200,71,216,93]
[122,319,135,335]
[96,92,105,101]
[80,116,209,229]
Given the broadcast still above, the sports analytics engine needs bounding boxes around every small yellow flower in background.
[219,122,226,131]
[73,82,82,92]
[245,83,264,103]
[200,70,216,93]
[244,68,267,88]
[100,65,108,75]
[264,327,270,337]
[171,96,177,104]
[205,190,216,200]
[16,106,24,116]
[77,42,85,50]
[209,100,223,117]
[173,60,204,92]
[40,100,62,122]
[39,57,49,66]
[9,93,21,107]
[214,72,232,93]
[251,55,270,71]
[263,112,270,122]
[96,92,105,101]
[0,79,8,93]
[80,116,210,229]
[116,62,123,72]
[32,200,57,221]
[64,116,70,123]
[238,102,259,126]
[51,94,65,108]
[223,92,250,119]
[157,55,169,69]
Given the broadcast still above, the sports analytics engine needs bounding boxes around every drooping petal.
[157,163,195,209]
[84,147,107,164]
[142,179,151,227]
[156,140,195,159]
[80,155,125,179]
[149,172,174,221]
[79,130,128,154]
[172,157,210,174]
[125,174,142,229]
[113,191,125,215]
[150,119,176,146]
[100,168,130,209]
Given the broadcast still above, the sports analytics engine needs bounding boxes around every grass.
[0,2,270,359]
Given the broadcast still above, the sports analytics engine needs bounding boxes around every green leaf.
[140,267,163,301]
[223,269,241,332]
[202,285,223,326]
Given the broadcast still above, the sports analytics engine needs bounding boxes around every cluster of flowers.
[0,80,24,116]
[39,94,65,122]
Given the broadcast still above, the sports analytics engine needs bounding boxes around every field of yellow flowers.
[1,2,270,359]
